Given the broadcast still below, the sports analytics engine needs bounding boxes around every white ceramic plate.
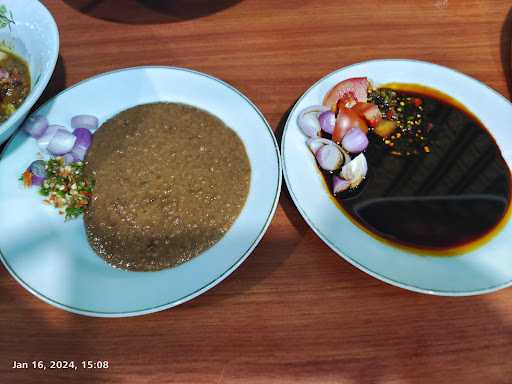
[0,67,281,316]
[282,59,512,296]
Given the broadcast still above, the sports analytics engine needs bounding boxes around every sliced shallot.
[37,124,61,151]
[306,138,326,154]
[342,127,369,154]
[68,127,93,162]
[332,175,350,194]
[307,138,351,163]
[47,129,77,156]
[316,144,344,172]
[28,160,47,186]
[298,105,329,138]
[318,111,336,134]
[22,116,48,139]
[71,115,99,132]
[73,127,92,149]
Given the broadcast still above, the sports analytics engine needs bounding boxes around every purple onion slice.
[22,116,48,139]
[37,125,62,152]
[316,144,344,172]
[342,127,369,154]
[298,105,329,138]
[71,115,98,132]
[28,160,47,186]
[318,111,336,135]
[47,129,77,156]
[72,128,92,149]
[333,175,350,194]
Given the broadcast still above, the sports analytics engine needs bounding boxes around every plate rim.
[281,58,512,297]
[0,65,282,317]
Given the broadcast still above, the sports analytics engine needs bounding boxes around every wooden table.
[2,1,512,383]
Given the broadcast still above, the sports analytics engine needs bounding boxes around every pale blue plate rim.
[0,66,282,316]
[281,58,512,297]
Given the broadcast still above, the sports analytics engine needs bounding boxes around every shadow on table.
[501,6,512,99]
[274,101,311,235]
[33,55,67,112]
[63,0,242,24]
[192,104,308,301]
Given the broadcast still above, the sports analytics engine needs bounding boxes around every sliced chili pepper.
[22,170,32,187]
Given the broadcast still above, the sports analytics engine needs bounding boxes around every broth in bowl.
[0,48,30,122]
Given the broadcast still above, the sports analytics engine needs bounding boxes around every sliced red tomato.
[323,77,370,108]
[335,94,358,111]
[351,102,382,127]
[332,106,368,143]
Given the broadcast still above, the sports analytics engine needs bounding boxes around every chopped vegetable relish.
[22,157,95,220]
[368,88,429,157]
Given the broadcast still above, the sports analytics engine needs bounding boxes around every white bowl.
[0,0,59,145]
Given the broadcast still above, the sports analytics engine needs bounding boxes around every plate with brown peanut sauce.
[0,67,281,316]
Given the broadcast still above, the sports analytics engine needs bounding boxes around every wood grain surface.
[1,1,512,383]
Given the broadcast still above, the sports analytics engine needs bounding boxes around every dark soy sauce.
[325,85,511,253]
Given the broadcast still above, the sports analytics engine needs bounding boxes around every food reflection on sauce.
[324,85,511,253]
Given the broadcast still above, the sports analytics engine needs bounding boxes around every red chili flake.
[413,98,423,107]
[22,170,32,187]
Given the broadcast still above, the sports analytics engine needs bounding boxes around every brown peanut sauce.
[84,103,251,271]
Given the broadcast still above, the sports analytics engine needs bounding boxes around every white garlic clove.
[341,153,368,188]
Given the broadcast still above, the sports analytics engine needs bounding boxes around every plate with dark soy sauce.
[282,59,512,295]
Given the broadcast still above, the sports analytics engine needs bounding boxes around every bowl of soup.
[0,0,59,145]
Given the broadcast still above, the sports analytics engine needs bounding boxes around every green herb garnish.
[0,5,15,31]
[21,157,95,220]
